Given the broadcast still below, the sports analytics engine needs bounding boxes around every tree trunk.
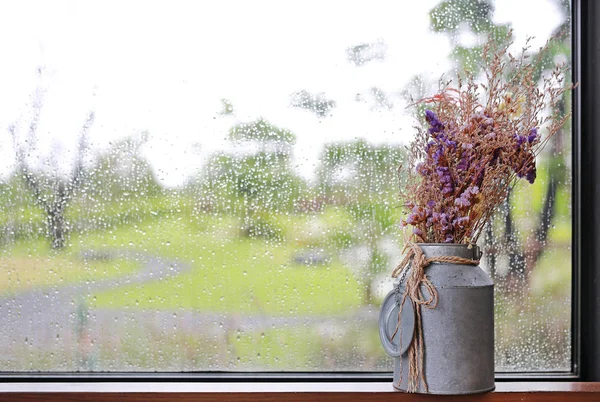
[48,182,69,249]
[47,208,67,249]
[364,280,373,305]
[525,173,558,273]
[502,138,563,290]
[484,223,496,278]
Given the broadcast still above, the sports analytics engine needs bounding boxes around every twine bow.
[391,241,479,393]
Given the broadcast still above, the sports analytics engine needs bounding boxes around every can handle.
[379,288,415,357]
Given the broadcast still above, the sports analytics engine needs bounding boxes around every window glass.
[0,0,571,372]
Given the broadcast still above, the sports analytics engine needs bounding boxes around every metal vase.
[379,243,494,394]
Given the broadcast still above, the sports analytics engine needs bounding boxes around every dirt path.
[0,250,192,364]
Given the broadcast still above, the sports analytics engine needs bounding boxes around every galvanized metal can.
[379,243,494,394]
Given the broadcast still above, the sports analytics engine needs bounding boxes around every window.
[0,0,584,379]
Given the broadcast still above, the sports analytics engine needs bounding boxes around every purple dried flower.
[436,166,448,179]
[416,162,428,176]
[514,155,537,183]
[425,110,444,135]
[452,216,470,229]
[454,186,478,209]
[406,206,427,224]
[528,128,538,143]
[406,206,424,225]
[436,133,456,149]
[432,147,444,165]
[465,186,479,197]
[429,126,442,135]
[436,166,454,195]
[442,185,454,195]
[439,213,451,231]
[425,110,436,123]
[525,163,537,184]
[456,155,469,171]
[471,112,485,121]
[455,196,470,208]
[413,227,424,237]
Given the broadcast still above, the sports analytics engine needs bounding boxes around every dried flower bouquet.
[401,33,573,246]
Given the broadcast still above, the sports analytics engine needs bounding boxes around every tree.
[219,99,235,116]
[430,0,511,73]
[289,90,336,117]
[317,140,405,304]
[202,118,305,238]
[8,68,95,249]
[347,39,397,111]
[346,39,387,66]
[228,117,296,145]
[83,133,161,202]
[318,139,404,203]
[368,87,394,110]
[355,87,395,111]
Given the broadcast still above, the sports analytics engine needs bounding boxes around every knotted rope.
[391,241,479,393]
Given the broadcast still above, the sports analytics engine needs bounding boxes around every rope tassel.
[391,242,479,393]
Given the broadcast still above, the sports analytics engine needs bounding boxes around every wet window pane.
[0,0,571,372]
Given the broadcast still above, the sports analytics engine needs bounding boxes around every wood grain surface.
[0,382,599,401]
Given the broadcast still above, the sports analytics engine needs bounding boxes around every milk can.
[379,243,494,394]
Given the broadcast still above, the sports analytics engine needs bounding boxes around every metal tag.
[379,287,415,357]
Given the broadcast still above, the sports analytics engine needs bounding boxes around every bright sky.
[0,0,565,187]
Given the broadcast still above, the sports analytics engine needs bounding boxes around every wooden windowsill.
[0,382,599,401]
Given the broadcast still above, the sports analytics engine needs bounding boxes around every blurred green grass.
[80,211,363,315]
[0,239,140,295]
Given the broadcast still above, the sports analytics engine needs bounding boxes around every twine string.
[391,242,479,393]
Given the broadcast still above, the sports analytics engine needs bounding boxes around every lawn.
[0,237,140,295]
[80,210,364,316]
